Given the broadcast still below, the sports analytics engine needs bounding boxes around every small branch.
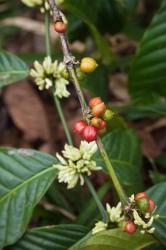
[52,90,73,145]
[44,11,73,145]
[85,177,107,222]
[49,0,127,204]
[40,200,76,221]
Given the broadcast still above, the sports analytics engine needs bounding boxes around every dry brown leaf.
[109,73,131,103]
[1,17,57,40]
[138,129,161,159]
[146,117,166,132]
[3,81,52,141]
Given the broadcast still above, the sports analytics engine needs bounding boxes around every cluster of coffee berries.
[124,192,156,235]
[135,192,155,214]
[74,97,114,142]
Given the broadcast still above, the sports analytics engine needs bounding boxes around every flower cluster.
[127,193,159,234]
[54,141,101,189]
[92,202,124,235]
[30,56,70,98]
[132,209,155,234]
[92,192,159,236]
[21,0,64,12]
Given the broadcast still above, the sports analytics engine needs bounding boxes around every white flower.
[106,202,124,223]
[62,144,81,161]
[92,221,107,235]
[129,194,135,203]
[147,227,155,234]
[80,141,98,160]
[30,56,70,98]
[54,141,101,189]
[55,78,70,98]
[22,0,64,11]
[133,209,155,233]
[21,0,42,7]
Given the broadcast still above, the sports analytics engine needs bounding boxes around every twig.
[45,8,106,217]
[45,11,73,145]
[49,0,127,204]
[40,200,76,221]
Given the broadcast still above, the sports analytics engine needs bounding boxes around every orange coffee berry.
[89,97,102,108]
[92,102,106,117]
[54,21,67,33]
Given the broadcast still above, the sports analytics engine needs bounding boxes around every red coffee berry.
[73,121,87,135]
[89,97,102,108]
[54,21,67,33]
[92,102,106,117]
[98,120,107,130]
[135,192,149,201]
[82,125,97,142]
[124,221,137,235]
[91,117,102,128]
[148,199,156,213]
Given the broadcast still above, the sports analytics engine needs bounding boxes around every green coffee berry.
[136,198,150,213]
[103,109,114,121]
[76,67,85,80]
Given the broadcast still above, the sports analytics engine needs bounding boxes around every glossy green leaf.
[0,148,57,248]
[94,129,143,194]
[81,65,109,101]
[129,0,166,102]
[64,0,114,63]
[0,51,29,87]
[6,225,88,250]
[80,229,156,250]
[147,182,166,246]
[76,182,111,225]
[119,102,166,120]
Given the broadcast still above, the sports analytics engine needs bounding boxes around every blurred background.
[0,0,166,228]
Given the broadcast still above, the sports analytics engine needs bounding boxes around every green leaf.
[0,148,57,248]
[6,225,88,250]
[80,229,156,250]
[119,102,166,120]
[94,129,143,194]
[76,182,111,225]
[0,51,29,87]
[150,171,166,185]
[129,0,166,102]
[64,0,114,63]
[81,65,109,101]
[147,182,166,246]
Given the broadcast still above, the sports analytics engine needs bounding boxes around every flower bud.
[61,68,70,80]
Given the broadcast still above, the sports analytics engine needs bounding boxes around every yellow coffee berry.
[80,57,98,73]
